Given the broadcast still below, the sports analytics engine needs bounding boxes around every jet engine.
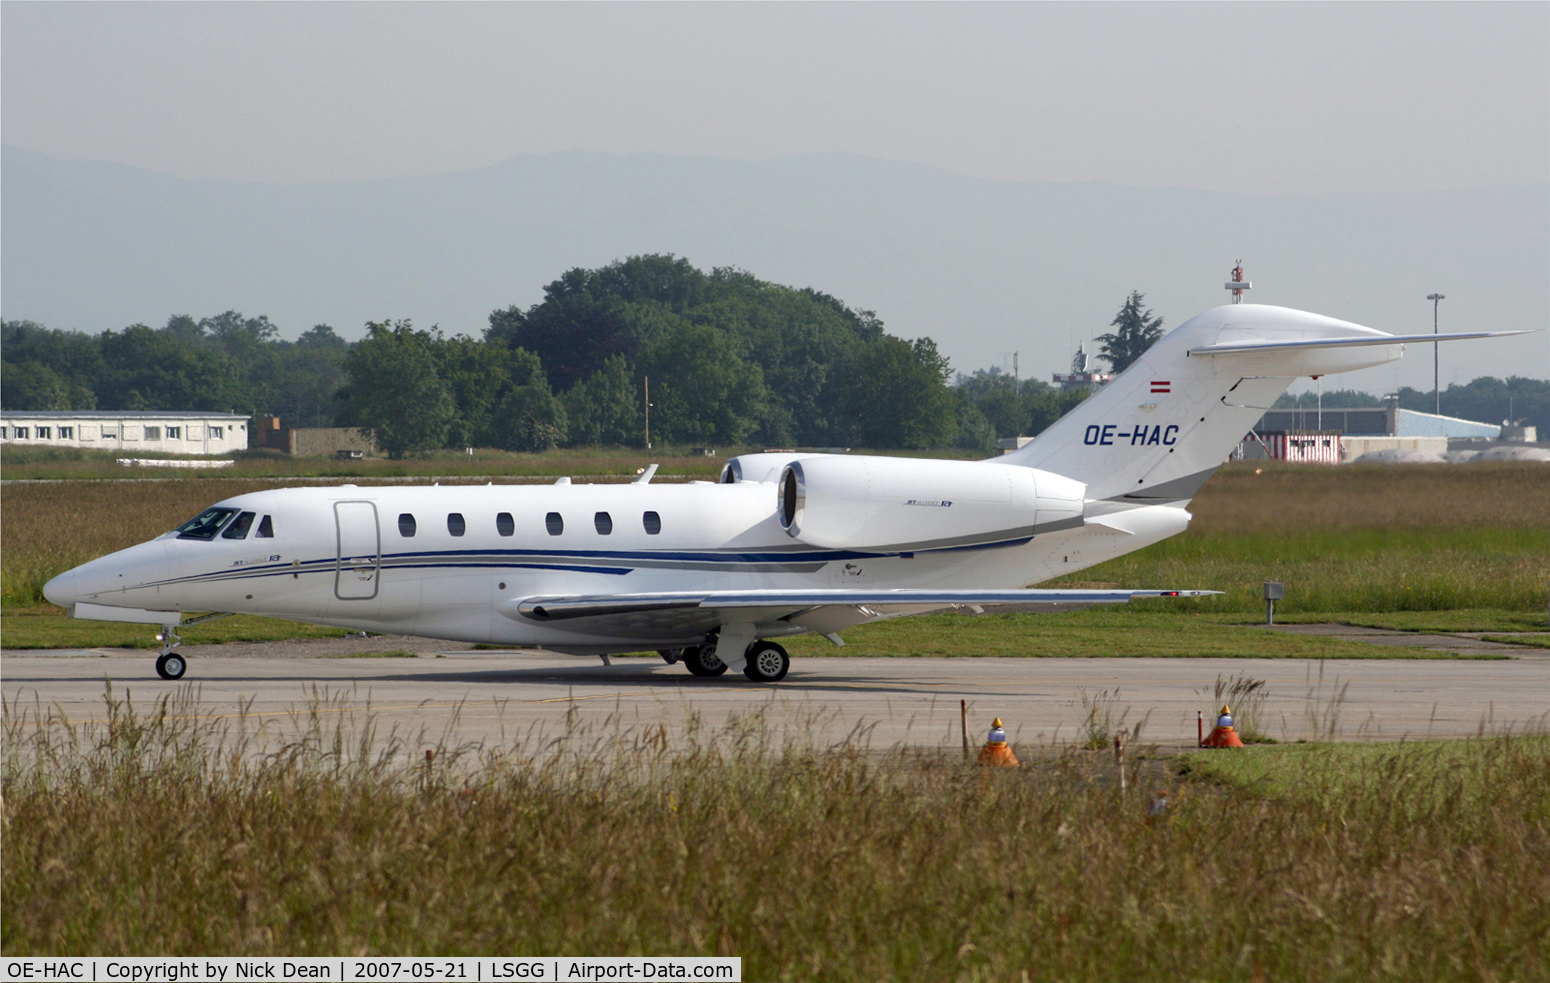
[776,455,1085,550]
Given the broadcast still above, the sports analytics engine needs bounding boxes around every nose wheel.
[155,623,187,680]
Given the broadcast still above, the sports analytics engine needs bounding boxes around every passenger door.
[334,501,381,600]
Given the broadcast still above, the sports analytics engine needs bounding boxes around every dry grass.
[1187,461,1550,533]
[1047,527,1550,612]
[3,690,1547,978]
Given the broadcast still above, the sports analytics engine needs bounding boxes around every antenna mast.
[1225,261,1252,304]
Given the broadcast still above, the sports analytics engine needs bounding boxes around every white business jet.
[44,305,1523,681]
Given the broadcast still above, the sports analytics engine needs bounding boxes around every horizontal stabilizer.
[1189,330,1533,356]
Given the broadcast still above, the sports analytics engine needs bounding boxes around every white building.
[0,411,251,455]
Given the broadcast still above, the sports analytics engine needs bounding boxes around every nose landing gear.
[147,612,231,680]
[155,625,187,680]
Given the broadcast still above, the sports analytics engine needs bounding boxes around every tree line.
[6,256,1255,456]
[1273,378,1550,433]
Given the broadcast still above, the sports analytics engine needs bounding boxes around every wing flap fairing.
[506,588,1217,643]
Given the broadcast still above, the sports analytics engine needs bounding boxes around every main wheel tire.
[682,644,727,677]
[743,641,790,682]
[657,649,680,665]
[155,653,187,680]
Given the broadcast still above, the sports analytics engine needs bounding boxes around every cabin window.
[222,511,256,540]
[448,513,466,537]
[398,513,417,537]
[594,512,613,535]
[496,512,515,537]
[643,511,662,535]
[545,512,564,536]
[176,507,238,541]
[256,515,274,538]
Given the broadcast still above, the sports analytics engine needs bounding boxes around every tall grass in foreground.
[4,691,1548,979]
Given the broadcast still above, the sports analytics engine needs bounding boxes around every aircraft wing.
[501,588,1218,644]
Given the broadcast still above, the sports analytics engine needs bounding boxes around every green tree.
[276,325,349,428]
[1397,376,1550,434]
[1,360,75,410]
[951,390,996,453]
[636,322,766,446]
[837,337,957,449]
[97,324,251,412]
[198,312,283,416]
[487,253,710,392]
[336,321,456,458]
[563,355,641,446]
[488,255,888,446]
[1096,291,1165,374]
[2,319,103,409]
[483,348,568,451]
[488,383,568,452]
[1274,388,1382,409]
[435,334,518,448]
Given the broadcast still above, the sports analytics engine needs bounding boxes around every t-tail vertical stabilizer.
[999,304,1527,502]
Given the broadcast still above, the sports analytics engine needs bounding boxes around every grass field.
[3,692,1546,978]
[4,460,1547,649]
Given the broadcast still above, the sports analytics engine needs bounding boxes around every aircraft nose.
[43,567,81,607]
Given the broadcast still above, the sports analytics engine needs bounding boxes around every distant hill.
[3,144,1545,388]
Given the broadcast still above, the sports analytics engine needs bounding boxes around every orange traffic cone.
[1202,704,1245,748]
[977,717,1020,767]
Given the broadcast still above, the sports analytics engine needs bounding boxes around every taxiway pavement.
[4,644,1546,754]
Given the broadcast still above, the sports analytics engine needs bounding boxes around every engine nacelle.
[777,455,1085,550]
[721,452,833,484]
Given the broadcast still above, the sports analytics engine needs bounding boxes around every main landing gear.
[742,641,790,683]
[678,639,790,682]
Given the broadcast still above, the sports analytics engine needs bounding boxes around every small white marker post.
[1114,733,1127,796]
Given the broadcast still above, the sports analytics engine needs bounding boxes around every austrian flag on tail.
[1151,381,1171,394]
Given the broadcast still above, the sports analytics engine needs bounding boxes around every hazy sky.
[4,2,1546,195]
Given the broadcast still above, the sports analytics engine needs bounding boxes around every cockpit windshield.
[176,507,238,541]
[222,511,256,540]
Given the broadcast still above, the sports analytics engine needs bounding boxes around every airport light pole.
[1427,293,1445,415]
